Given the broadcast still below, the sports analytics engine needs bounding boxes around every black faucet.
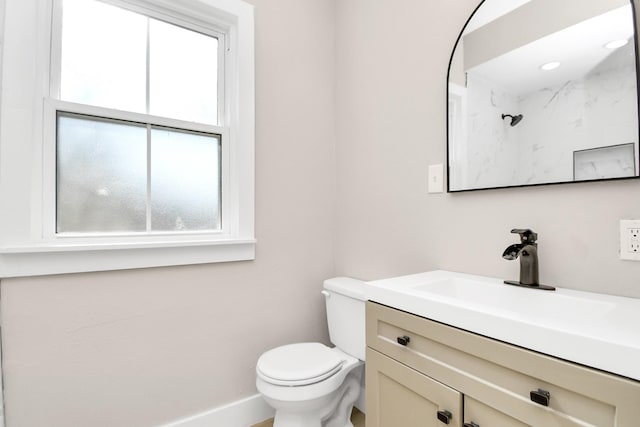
[502,229,555,291]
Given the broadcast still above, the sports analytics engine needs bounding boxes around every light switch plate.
[428,164,444,193]
[620,219,640,261]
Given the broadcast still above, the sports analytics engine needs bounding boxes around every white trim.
[154,389,366,427]
[0,0,255,277]
[0,240,255,277]
[159,394,274,427]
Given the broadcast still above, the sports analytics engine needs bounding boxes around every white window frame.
[0,0,255,277]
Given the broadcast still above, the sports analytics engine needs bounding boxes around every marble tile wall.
[456,45,638,189]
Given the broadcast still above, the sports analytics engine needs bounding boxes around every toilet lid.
[257,343,344,386]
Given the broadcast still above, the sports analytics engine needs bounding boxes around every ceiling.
[466,4,635,96]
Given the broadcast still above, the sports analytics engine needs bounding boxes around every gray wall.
[1,0,640,426]
[334,0,640,299]
[0,0,337,425]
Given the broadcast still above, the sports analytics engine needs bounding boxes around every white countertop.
[365,270,640,381]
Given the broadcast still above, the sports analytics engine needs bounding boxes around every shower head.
[501,113,523,127]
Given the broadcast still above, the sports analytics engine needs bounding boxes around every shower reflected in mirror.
[501,113,523,127]
[447,0,640,192]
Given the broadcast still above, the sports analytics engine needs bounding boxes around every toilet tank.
[323,277,367,360]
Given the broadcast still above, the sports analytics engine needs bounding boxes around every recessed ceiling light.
[540,61,560,71]
[604,39,628,49]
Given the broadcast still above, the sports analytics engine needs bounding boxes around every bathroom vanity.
[364,271,640,427]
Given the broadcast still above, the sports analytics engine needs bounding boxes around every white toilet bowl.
[256,343,363,427]
[256,278,367,427]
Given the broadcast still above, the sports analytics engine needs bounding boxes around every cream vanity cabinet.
[365,301,640,427]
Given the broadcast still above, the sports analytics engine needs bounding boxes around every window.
[0,0,255,277]
[54,0,223,235]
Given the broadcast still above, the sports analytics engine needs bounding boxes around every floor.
[251,407,365,427]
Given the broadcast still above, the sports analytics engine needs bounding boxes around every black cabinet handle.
[437,410,452,424]
[530,388,551,406]
[396,335,411,345]
[396,335,411,346]
[464,422,480,427]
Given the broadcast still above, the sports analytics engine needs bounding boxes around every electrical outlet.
[620,219,640,261]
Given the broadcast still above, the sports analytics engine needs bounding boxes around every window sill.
[0,239,256,278]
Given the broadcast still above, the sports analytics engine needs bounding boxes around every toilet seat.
[256,343,344,386]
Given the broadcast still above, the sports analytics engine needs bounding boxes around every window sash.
[49,0,227,124]
[55,111,223,235]
[43,99,230,241]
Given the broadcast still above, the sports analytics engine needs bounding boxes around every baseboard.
[160,385,366,426]
[160,394,275,427]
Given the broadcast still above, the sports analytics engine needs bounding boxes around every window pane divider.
[45,98,227,136]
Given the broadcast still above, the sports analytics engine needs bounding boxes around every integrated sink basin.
[410,277,616,326]
[365,270,640,381]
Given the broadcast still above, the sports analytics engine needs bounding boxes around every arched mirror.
[447,0,640,191]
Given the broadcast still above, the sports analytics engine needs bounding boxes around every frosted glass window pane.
[57,114,147,233]
[61,0,147,112]
[149,19,219,124]
[151,128,221,231]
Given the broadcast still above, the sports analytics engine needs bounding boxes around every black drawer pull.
[437,410,452,424]
[396,335,411,346]
[464,422,480,427]
[530,388,551,406]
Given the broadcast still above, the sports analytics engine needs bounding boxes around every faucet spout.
[502,229,554,291]
[502,243,524,261]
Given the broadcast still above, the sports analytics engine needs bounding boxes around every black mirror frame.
[445,0,640,192]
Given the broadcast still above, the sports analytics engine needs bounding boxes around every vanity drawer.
[366,347,463,427]
[366,301,640,427]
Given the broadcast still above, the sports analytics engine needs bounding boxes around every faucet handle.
[510,228,538,243]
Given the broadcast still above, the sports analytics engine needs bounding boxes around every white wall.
[334,0,640,299]
[0,0,337,425]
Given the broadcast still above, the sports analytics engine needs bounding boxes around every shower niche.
[447,0,640,191]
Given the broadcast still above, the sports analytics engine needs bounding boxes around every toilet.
[256,277,366,427]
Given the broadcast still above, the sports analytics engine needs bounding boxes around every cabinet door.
[366,348,462,427]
